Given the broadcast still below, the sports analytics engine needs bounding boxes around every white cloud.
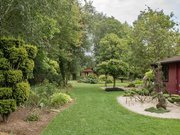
[91,0,180,25]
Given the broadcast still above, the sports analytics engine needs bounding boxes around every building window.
[162,65,169,82]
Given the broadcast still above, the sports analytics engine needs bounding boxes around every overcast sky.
[89,0,180,26]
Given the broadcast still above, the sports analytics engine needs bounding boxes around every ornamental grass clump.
[50,93,72,108]
[0,37,37,122]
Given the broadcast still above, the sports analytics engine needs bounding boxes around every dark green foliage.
[145,107,170,113]
[123,88,150,96]
[164,94,180,103]
[0,50,4,57]
[127,82,135,87]
[0,71,5,85]
[25,45,38,59]
[0,38,37,122]
[0,87,12,99]
[0,38,16,49]
[0,99,16,115]
[105,87,124,92]
[6,70,23,84]
[13,82,30,105]
[0,58,10,70]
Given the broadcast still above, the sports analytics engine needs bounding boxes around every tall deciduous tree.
[130,7,179,76]
[97,33,127,63]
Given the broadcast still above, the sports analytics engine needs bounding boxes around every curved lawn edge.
[41,83,180,135]
[117,96,180,120]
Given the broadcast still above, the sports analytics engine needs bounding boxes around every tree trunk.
[113,77,116,88]
[2,113,10,123]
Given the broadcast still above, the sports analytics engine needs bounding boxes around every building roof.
[82,68,93,73]
[159,56,180,64]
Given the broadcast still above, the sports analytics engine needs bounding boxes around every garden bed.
[117,96,180,119]
[0,101,74,135]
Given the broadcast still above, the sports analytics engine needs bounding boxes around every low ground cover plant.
[145,107,170,113]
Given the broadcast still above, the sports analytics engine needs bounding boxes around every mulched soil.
[0,101,74,135]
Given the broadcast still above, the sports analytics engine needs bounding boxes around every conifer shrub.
[0,88,13,99]
[0,71,5,85]
[6,70,23,84]
[13,82,30,105]
[25,45,38,59]
[0,58,10,70]
[0,37,37,122]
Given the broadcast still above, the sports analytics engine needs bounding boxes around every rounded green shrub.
[25,45,38,59]
[0,99,16,115]
[50,93,72,107]
[8,47,28,64]
[0,58,10,70]
[13,82,30,105]
[6,70,23,84]
[0,87,12,99]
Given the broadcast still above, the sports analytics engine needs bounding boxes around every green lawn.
[41,82,180,135]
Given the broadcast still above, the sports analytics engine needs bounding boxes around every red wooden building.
[81,67,94,77]
[159,56,180,94]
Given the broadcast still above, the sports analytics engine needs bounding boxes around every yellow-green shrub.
[50,93,72,107]
[13,82,30,105]
[0,58,10,70]
[0,99,16,114]
[25,45,38,59]
[0,87,12,99]
[6,70,23,84]
[8,47,28,64]
[0,71,5,85]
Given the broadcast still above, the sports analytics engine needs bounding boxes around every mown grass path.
[41,83,180,135]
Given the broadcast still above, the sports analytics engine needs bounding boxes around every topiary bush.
[0,87,13,99]
[0,99,16,122]
[0,37,37,122]
[6,70,23,84]
[50,93,72,107]
[13,82,30,105]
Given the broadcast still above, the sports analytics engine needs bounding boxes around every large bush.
[0,37,37,122]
